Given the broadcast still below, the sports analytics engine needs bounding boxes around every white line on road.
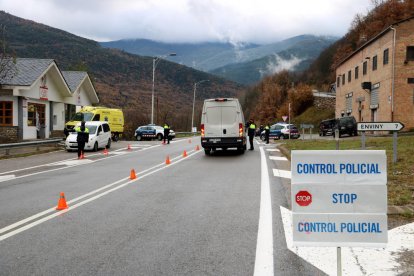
[272,169,291,179]
[0,175,15,182]
[266,149,280,152]
[269,156,288,161]
[0,149,202,241]
[254,147,274,276]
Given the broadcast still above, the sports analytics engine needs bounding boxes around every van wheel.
[93,142,98,152]
[204,149,211,155]
[136,135,142,141]
[106,139,111,149]
[157,133,163,141]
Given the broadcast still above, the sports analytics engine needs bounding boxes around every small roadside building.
[0,58,99,143]
[335,16,414,130]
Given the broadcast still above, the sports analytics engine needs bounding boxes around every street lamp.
[191,80,209,133]
[151,53,176,124]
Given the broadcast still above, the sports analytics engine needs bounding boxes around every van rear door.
[204,101,238,137]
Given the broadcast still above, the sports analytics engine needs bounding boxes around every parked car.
[65,121,112,152]
[134,124,176,141]
[333,116,358,138]
[260,123,300,140]
[319,118,336,136]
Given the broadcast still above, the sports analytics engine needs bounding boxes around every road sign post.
[357,122,404,163]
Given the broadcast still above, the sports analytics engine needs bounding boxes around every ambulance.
[65,106,124,141]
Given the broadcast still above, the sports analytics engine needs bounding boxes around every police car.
[260,123,300,140]
[134,124,176,141]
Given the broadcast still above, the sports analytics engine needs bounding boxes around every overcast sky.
[1,0,374,44]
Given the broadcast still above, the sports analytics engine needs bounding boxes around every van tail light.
[239,123,243,137]
[201,124,205,137]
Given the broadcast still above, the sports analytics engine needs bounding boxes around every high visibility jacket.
[265,126,269,130]
[163,124,169,129]
[248,123,256,136]
[75,126,89,143]
[249,123,256,129]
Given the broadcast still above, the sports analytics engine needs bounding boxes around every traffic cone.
[56,192,68,210]
[165,155,171,165]
[188,139,192,144]
[183,150,187,157]
[80,152,85,159]
[127,144,131,150]
[195,145,200,151]
[130,169,137,180]
[103,148,108,155]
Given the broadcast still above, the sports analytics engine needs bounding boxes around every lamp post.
[151,53,176,124]
[191,80,209,133]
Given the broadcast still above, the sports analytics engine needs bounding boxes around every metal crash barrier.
[0,138,64,157]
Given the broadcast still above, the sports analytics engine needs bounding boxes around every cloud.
[260,54,303,77]
[0,0,374,43]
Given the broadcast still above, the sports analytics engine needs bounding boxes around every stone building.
[0,58,99,143]
[335,16,414,131]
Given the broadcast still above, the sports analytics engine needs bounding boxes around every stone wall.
[0,126,19,143]
[315,96,336,110]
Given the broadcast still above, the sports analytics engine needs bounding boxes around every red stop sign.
[296,190,312,206]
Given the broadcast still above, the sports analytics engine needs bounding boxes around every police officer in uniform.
[163,123,170,144]
[248,119,256,150]
[75,121,89,159]
[265,124,270,144]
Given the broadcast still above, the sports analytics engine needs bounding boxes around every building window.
[383,48,389,65]
[337,76,341,87]
[372,55,378,71]
[342,74,345,85]
[355,66,359,79]
[407,46,414,61]
[363,61,367,75]
[408,78,414,84]
[27,103,45,127]
[348,70,351,82]
[345,93,353,111]
[0,101,13,126]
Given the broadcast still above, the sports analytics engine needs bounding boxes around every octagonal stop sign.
[296,190,312,206]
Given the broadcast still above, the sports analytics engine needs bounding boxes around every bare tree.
[0,25,16,84]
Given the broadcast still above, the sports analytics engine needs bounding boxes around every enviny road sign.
[357,121,404,131]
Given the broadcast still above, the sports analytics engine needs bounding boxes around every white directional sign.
[357,121,404,131]
[291,150,388,248]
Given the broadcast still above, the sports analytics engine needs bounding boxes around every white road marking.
[269,156,288,161]
[254,147,274,276]
[47,159,93,166]
[266,149,280,152]
[0,175,15,182]
[272,169,291,179]
[280,206,414,275]
[0,149,201,241]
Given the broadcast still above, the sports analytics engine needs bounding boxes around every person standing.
[265,124,270,144]
[248,119,256,150]
[163,123,170,144]
[75,121,89,159]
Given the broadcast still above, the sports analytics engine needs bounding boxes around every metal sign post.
[337,247,342,276]
[357,122,404,163]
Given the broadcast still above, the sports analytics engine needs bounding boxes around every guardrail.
[0,138,64,156]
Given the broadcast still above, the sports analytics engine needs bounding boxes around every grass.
[291,106,335,127]
[279,135,414,206]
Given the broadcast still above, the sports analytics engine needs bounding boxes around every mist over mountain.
[101,35,337,85]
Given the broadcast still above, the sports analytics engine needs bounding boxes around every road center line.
[254,147,274,276]
[0,149,201,241]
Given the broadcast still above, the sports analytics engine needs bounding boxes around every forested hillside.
[0,11,244,134]
[243,0,414,124]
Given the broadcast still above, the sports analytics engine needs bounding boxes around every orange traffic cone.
[103,148,108,155]
[130,169,137,180]
[195,145,200,151]
[165,155,171,165]
[56,192,68,210]
[183,150,187,157]
[127,144,131,150]
[80,152,85,159]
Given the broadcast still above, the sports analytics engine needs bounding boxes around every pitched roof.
[0,58,55,86]
[62,71,87,92]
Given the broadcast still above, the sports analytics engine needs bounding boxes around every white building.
[0,58,99,142]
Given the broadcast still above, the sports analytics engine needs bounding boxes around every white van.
[200,98,247,155]
[65,121,112,152]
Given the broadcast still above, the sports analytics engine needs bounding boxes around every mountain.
[210,36,335,85]
[0,11,244,132]
[101,35,337,85]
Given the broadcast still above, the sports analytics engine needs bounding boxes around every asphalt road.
[0,137,324,275]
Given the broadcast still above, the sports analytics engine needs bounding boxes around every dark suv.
[334,116,358,138]
[319,119,336,136]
